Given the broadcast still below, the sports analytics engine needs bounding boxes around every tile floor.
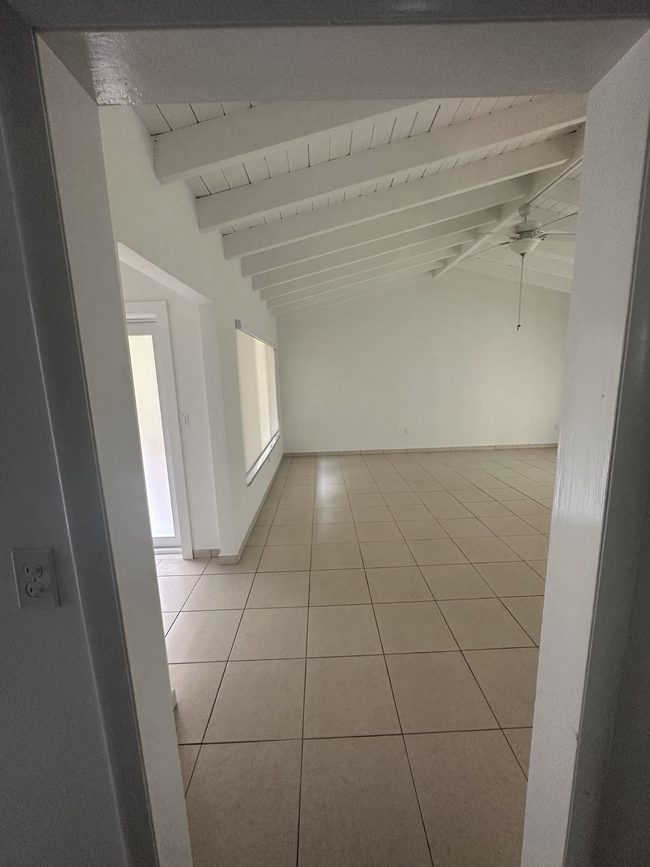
[159,447,555,867]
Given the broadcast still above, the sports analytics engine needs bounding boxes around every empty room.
[4,7,650,867]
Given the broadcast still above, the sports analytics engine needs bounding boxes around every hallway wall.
[99,106,283,555]
[278,269,569,453]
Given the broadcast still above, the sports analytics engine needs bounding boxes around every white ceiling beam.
[259,232,474,300]
[456,257,572,293]
[241,207,500,277]
[273,269,441,316]
[233,137,573,263]
[275,274,435,320]
[230,178,529,272]
[540,176,581,207]
[435,131,583,280]
[267,249,458,309]
[199,94,586,230]
[154,100,423,183]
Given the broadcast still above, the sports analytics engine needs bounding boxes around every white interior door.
[126,303,192,556]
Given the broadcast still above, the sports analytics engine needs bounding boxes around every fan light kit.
[471,202,577,330]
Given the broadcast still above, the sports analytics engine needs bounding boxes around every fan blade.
[463,242,510,259]
[538,212,578,229]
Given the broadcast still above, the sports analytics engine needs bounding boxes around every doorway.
[126,301,193,558]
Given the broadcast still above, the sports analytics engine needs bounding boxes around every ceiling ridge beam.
[233,136,573,263]
[267,249,458,308]
[199,93,586,230]
[154,100,425,183]
[228,178,530,270]
[259,232,476,300]
[242,208,500,277]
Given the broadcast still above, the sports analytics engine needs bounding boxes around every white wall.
[39,42,193,867]
[278,268,569,452]
[99,106,282,555]
[120,262,221,550]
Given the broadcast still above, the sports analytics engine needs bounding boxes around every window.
[235,325,280,482]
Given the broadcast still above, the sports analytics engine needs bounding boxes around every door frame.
[126,301,193,558]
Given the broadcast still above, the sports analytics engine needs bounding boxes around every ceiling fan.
[467,204,577,330]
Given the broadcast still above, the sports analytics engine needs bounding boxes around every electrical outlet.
[12,548,59,608]
[179,413,190,429]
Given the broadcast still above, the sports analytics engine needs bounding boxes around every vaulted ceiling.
[135,95,583,318]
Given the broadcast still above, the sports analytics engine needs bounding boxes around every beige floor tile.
[505,499,550,516]
[504,727,533,776]
[309,569,371,606]
[156,558,209,577]
[204,547,263,574]
[178,744,200,794]
[314,507,353,524]
[480,516,539,537]
[465,647,539,727]
[409,479,444,492]
[272,509,314,526]
[205,659,305,742]
[183,574,254,610]
[311,542,363,570]
[465,501,514,518]
[438,599,533,649]
[187,740,301,867]
[397,519,448,540]
[387,652,497,732]
[345,481,381,494]
[312,523,357,544]
[387,504,433,522]
[280,495,315,511]
[406,730,527,867]
[258,545,311,572]
[522,513,552,534]
[266,524,313,546]
[425,502,474,519]
[418,490,459,505]
[360,540,416,568]
[454,536,520,563]
[366,566,433,602]
[158,575,200,612]
[299,736,432,867]
[303,656,400,738]
[355,521,402,542]
[453,489,495,503]
[256,507,278,526]
[438,517,495,538]
[528,560,547,578]
[314,491,349,508]
[501,535,549,560]
[351,504,393,522]
[375,602,457,653]
[169,662,226,744]
[407,539,468,566]
[537,498,554,509]
[307,604,382,656]
[247,524,270,546]
[376,480,411,493]
[382,492,422,505]
[166,610,242,663]
[231,607,308,660]
[421,564,494,600]
[475,562,546,597]
[502,596,544,644]
[348,493,385,507]
[162,612,178,634]
[490,487,528,501]
[247,572,310,608]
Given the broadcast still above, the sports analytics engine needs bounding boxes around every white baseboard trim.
[284,443,558,457]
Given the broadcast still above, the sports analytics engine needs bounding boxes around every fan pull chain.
[517,254,524,330]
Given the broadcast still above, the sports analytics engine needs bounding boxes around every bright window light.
[236,326,280,479]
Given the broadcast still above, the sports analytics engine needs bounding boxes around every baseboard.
[215,457,285,564]
[284,443,558,457]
